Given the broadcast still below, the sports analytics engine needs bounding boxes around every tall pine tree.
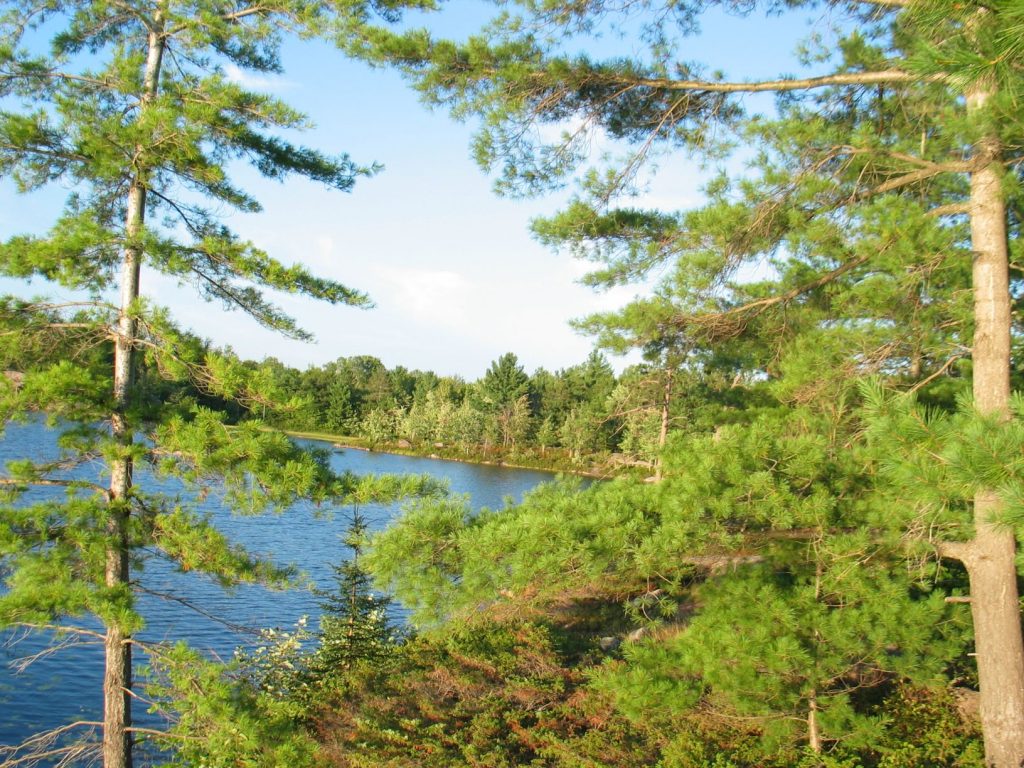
[0,1,431,766]
[350,2,1024,763]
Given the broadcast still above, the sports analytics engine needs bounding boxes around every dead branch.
[133,584,264,636]
[0,720,102,768]
[4,633,104,674]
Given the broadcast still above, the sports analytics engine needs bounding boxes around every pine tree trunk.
[103,19,165,768]
[963,79,1024,768]
[653,370,673,482]
[105,182,143,768]
[807,691,821,755]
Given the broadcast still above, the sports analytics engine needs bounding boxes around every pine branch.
[858,160,975,198]
[929,202,971,217]
[907,354,966,393]
[610,69,931,95]
[935,539,974,564]
[681,253,873,340]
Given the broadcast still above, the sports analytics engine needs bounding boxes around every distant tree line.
[241,349,731,471]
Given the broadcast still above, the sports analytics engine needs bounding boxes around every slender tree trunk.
[807,691,821,755]
[654,369,673,482]
[808,555,823,758]
[103,18,165,768]
[963,78,1024,768]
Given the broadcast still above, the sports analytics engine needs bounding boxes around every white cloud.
[223,63,295,92]
[376,266,473,328]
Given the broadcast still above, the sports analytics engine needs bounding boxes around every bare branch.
[133,584,264,636]
[929,202,971,217]
[680,553,764,571]
[837,145,965,171]
[858,161,973,198]
[936,539,974,564]
[0,721,102,768]
[0,477,108,494]
[619,69,928,95]
[13,301,113,313]
[221,5,271,23]
[6,623,108,642]
[907,354,965,393]
[124,726,199,742]
[3,631,104,674]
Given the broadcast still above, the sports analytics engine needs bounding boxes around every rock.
[396,438,412,449]
[626,627,648,643]
[951,686,981,724]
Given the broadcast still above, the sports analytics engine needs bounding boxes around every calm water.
[0,419,554,756]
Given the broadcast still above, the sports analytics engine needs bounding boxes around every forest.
[242,349,694,475]
[0,1,1023,768]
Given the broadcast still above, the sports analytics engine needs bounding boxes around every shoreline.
[280,429,616,479]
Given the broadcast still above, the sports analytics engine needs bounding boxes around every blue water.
[0,419,554,757]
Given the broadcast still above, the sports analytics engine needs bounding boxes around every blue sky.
[0,3,842,379]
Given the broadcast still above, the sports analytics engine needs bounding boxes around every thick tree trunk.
[964,80,1024,768]
[103,19,164,768]
[101,607,132,768]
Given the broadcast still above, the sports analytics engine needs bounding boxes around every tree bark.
[654,369,672,482]
[103,16,165,768]
[963,78,1024,768]
[807,690,821,755]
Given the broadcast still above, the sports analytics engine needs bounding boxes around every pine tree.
[478,352,532,448]
[311,508,400,676]
[350,2,1024,762]
[0,1,432,765]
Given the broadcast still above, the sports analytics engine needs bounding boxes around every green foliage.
[308,508,402,676]
[364,395,981,758]
[246,350,641,469]
[336,1,1017,764]
[600,556,956,749]
[479,352,530,408]
[861,383,1024,535]
[360,406,401,447]
[365,494,473,625]
[872,685,984,768]
[235,617,317,704]
[147,509,411,765]
[146,642,321,768]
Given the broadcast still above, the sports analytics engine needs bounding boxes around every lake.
[0,419,555,759]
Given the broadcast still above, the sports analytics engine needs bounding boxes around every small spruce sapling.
[310,507,401,676]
